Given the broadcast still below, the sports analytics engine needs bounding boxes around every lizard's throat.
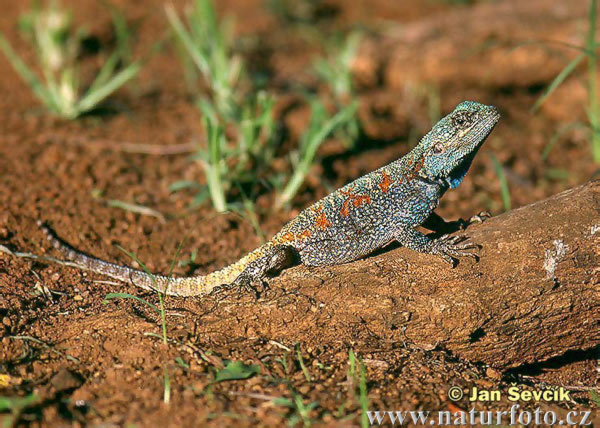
[444,149,479,189]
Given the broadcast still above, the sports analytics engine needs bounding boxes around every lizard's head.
[417,101,500,188]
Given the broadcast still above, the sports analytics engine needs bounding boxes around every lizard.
[34,100,500,297]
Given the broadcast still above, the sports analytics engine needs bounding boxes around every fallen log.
[193,180,600,369]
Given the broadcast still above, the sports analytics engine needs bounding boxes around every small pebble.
[486,367,502,380]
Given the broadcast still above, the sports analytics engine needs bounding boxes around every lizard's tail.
[37,221,269,297]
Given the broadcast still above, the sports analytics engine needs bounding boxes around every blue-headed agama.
[35,101,500,297]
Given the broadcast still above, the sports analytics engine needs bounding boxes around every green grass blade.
[542,122,585,161]
[310,102,357,153]
[107,1,132,62]
[531,53,585,112]
[277,101,358,207]
[0,32,54,110]
[165,4,209,77]
[358,357,369,428]
[348,350,356,379]
[588,0,597,48]
[106,199,166,223]
[213,360,260,383]
[544,168,570,181]
[76,61,140,114]
[163,367,171,404]
[112,234,177,345]
[87,49,120,94]
[542,133,562,162]
[103,292,159,312]
[202,116,228,212]
[167,234,189,277]
[197,97,218,123]
[115,244,155,278]
[109,245,169,343]
[0,393,39,411]
[191,0,220,47]
[42,67,64,113]
[169,180,201,192]
[296,343,312,382]
[490,154,511,211]
[348,350,369,428]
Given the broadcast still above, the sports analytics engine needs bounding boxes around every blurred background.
[1,0,598,222]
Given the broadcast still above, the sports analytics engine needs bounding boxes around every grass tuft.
[0,0,140,119]
[273,389,319,428]
[276,98,358,209]
[163,367,171,404]
[165,0,242,119]
[168,0,360,213]
[0,394,40,428]
[213,360,261,383]
[313,31,362,148]
[347,350,369,428]
[531,0,600,163]
[295,343,312,382]
[167,0,278,212]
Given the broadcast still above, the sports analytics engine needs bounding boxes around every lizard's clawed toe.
[230,274,269,299]
[438,252,457,267]
[470,211,491,224]
[458,211,492,230]
[432,234,481,267]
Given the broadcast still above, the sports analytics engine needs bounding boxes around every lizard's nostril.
[488,106,500,119]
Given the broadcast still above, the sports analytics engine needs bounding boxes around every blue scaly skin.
[36,101,500,297]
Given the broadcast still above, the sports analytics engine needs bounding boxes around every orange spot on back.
[413,157,425,173]
[378,170,393,193]
[297,230,312,240]
[406,156,425,180]
[279,232,294,243]
[340,202,349,217]
[352,195,371,207]
[340,187,372,217]
[315,211,332,230]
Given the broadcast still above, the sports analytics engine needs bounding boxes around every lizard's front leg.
[394,227,479,266]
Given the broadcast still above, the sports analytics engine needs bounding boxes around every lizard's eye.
[453,112,472,127]
[432,143,445,154]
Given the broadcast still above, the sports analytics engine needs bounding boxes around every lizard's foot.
[208,282,235,299]
[210,245,293,299]
[208,275,268,300]
[431,235,480,267]
[458,211,491,230]
[231,272,269,298]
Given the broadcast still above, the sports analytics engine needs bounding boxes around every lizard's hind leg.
[231,245,297,295]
